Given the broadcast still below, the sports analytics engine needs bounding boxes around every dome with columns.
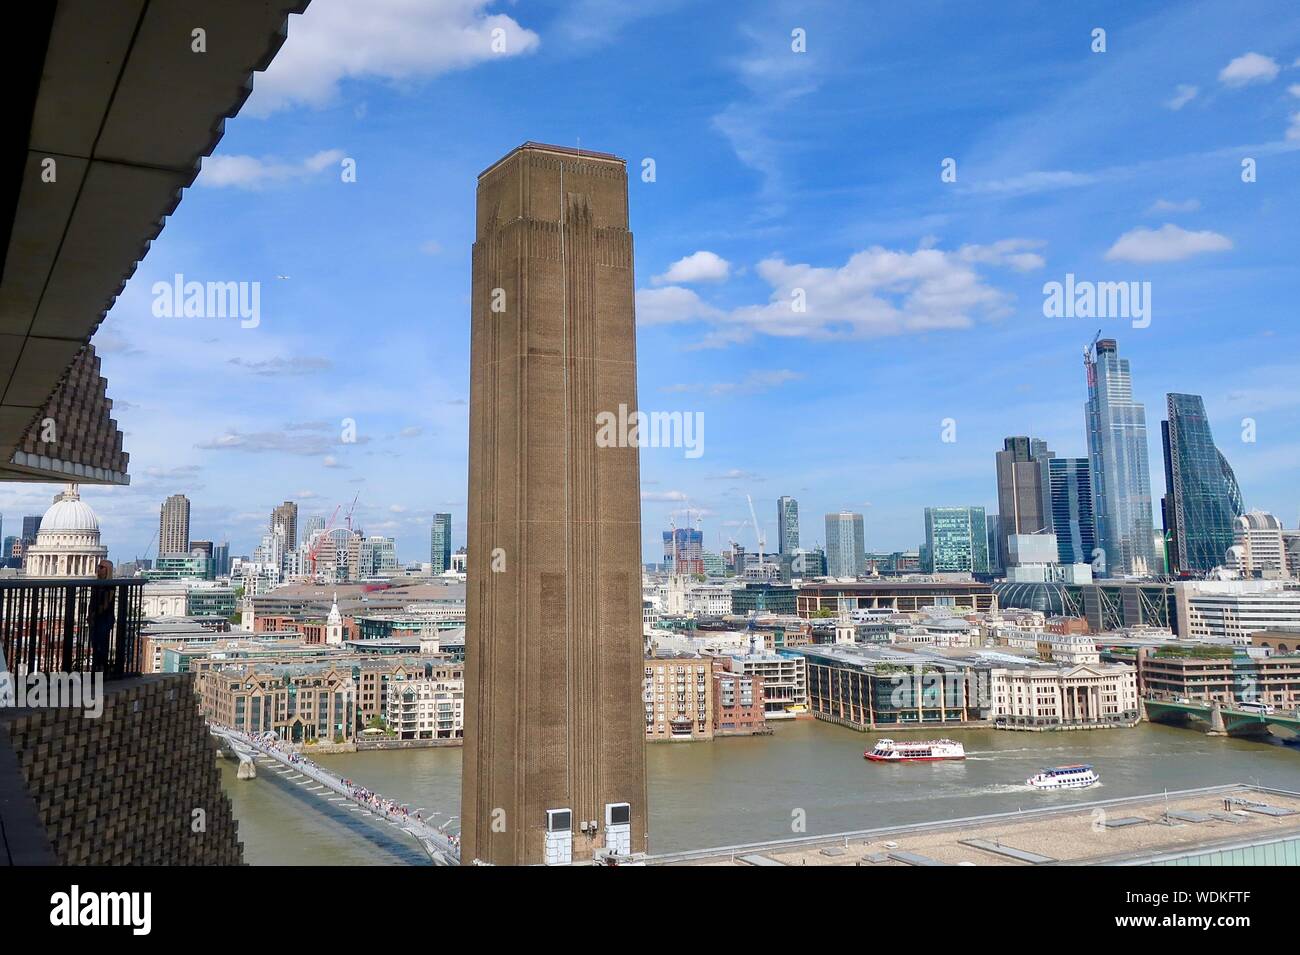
[23,484,109,578]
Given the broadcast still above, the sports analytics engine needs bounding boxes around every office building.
[986,513,1002,575]
[995,436,1050,570]
[1161,393,1243,576]
[663,525,704,575]
[22,514,42,544]
[213,541,231,577]
[923,506,989,573]
[1137,646,1300,708]
[1232,511,1290,579]
[799,579,997,616]
[1084,339,1155,576]
[1175,580,1300,643]
[159,493,191,556]
[359,536,398,577]
[1042,457,1096,566]
[780,547,826,582]
[429,512,452,574]
[825,511,865,578]
[799,644,974,728]
[462,143,647,865]
[777,495,800,555]
[731,581,797,616]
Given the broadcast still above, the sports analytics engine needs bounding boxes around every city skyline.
[1,0,1298,564]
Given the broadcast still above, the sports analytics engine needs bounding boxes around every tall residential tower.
[158,493,191,556]
[270,501,298,552]
[824,511,865,578]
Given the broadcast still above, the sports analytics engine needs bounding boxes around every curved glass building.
[1161,393,1244,575]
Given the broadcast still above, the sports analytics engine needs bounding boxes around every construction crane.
[133,529,157,575]
[343,492,360,533]
[307,503,343,576]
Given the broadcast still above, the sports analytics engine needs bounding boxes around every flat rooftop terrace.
[651,784,1300,866]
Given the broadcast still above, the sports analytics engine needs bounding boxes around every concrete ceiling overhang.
[0,0,310,484]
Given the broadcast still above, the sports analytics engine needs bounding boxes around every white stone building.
[22,484,108,578]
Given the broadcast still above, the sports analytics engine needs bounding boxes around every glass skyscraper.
[776,495,800,555]
[430,512,452,573]
[1161,393,1243,575]
[1041,457,1096,565]
[1084,339,1155,576]
[923,506,989,574]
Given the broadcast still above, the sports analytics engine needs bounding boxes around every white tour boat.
[865,738,966,762]
[1026,764,1100,790]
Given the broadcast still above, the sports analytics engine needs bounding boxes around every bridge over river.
[1144,699,1300,740]
[210,724,461,865]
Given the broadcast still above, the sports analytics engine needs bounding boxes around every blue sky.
[5,0,1300,564]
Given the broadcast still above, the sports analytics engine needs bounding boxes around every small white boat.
[865,738,965,762]
[1027,764,1099,790]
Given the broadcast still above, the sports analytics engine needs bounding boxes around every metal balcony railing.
[0,578,143,680]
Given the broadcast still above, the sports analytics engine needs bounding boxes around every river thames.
[219,721,1300,865]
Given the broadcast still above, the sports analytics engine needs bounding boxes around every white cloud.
[418,240,443,256]
[248,0,540,116]
[228,356,333,376]
[635,286,724,326]
[1164,84,1199,109]
[660,240,1042,346]
[662,369,804,396]
[1104,224,1232,263]
[1288,84,1300,98]
[200,149,345,189]
[968,170,1099,197]
[653,251,732,285]
[954,239,1046,272]
[1218,52,1279,87]
[641,490,689,502]
[1146,198,1201,215]
[1288,112,1300,141]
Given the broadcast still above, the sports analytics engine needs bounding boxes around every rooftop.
[478,141,625,179]
[654,785,1300,867]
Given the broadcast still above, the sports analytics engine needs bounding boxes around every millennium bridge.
[210,724,461,865]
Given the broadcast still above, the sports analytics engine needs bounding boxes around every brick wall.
[0,673,242,864]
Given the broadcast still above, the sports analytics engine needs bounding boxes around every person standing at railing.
[88,559,116,672]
